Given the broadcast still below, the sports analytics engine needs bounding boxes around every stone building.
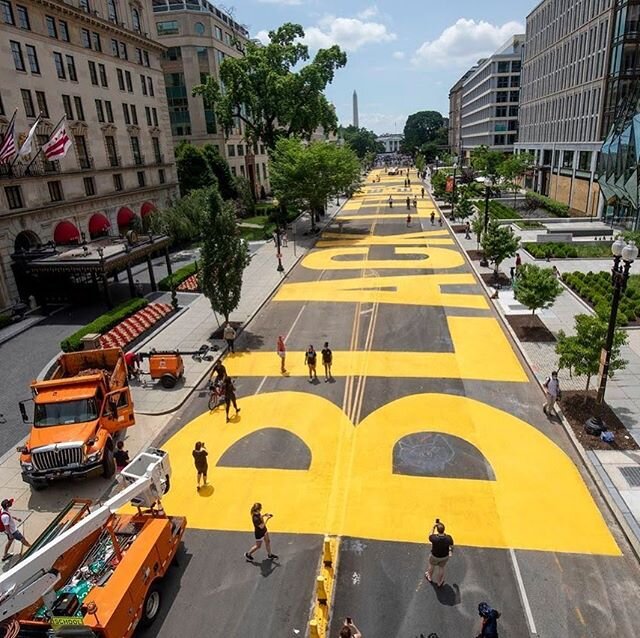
[0,0,178,308]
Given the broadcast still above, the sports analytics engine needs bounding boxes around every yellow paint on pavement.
[318,230,453,247]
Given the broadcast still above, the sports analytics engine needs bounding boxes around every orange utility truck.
[18,348,134,490]
[0,448,186,638]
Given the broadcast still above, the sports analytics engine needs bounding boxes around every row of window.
[3,168,166,210]
[156,18,234,45]
[519,148,595,173]
[227,143,267,157]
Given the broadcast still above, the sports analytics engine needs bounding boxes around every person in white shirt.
[1,498,30,561]
[543,371,561,417]
[223,323,236,354]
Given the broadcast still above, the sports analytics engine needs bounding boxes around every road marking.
[509,548,538,636]
[359,308,373,315]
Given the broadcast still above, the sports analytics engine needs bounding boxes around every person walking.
[407,177,411,186]
[388,195,393,208]
[1,498,31,561]
[430,211,435,225]
[476,602,501,638]
[438,215,443,227]
[339,619,362,638]
[192,441,208,491]
[515,252,522,270]
[542,371,560,417]
[406,196,411,210]
[223,323,236,354]
[465,221,471,240]
[406,213,412,227]
[245,502,278,561]
[425,519,454,587]
[114,440,130,473]
[321,342,333,381]
[223,375,240,422]
[413,196,417,209]
[305,345,318,381]
[277,336,286,374]
[421,186,425,198]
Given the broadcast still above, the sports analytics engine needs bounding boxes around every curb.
[0,304,68,347]
[440,198,640,562]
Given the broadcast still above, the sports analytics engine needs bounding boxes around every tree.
[270,138,361,230]
[513,264,562,318]
[150,188,211,245]
[200,188,251,323]
[556,314,628,401]
[202,144,237,200]
[192,23,347,151]
[456,197,473,221]
[470,145,505,177]
[402,111,444,153]
[415,154,426,174]
[233,175,257,217]
[419,141,439,163]
[481,219,519,277]
[340,125,384,158]
[431,170,448,199]
[175,143,214,195]
[471,214,484,249]
[498,153,534,208]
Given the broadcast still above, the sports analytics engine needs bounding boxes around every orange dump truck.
[18,348,134,490]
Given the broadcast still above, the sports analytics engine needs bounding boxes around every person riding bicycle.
[210,361,227,388]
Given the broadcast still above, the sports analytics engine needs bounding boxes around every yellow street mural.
[317,230,454,248]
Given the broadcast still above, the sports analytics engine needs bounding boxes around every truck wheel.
[102,446,116,479]
[161,373,177,389]
[140,582,162,628]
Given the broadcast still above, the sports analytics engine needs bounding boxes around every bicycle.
[207,381,225,410]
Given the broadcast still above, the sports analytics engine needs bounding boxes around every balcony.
[133,154,146,166]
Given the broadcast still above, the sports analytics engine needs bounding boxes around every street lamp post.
[585,237,638,433]
[479,177,492,267]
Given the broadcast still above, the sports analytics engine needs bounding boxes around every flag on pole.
[42,118,72,160]
[0,111,17,164]
[17,115,41,157]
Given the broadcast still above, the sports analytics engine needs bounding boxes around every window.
[111,39,119,57]
[92,32,101,51]
[143,50,149,67]
[230,165,236,176]
[156,20,178,35]
[35,91,48,117]
[137,170,145,187]
[136,47,143,64]
[48,180,63,202]
[508,105,518,117]
[510,91,519,102]
[165,46,181,60]
[83,176,95,196]
[122,103,130,124]
[240,164,245,177]
[1,0,14,24]
[205,109,215,134]
[131,6,140,32]
[88,60,98,85]
[61,19,71,39]
[145,105,151,125]
[510,76,520,88]
[130,104,138,125]
[511,60,521,73]
[215,25,222,39]
[195,21,205,35]
[73,96,85,120]
[227,144,235,157]
[106,136,118,166]
[158,168,165,184]
[75,134,90,167]
[25,46,39,77]
[107,0,118,22]
[237,144,244,156]
[497,76,509,88]
[152,137,161,162]
[260,145,265,155]
[152,107,158,126]
[130,136,142,163]
[105,100,114,122]
[98,64,108,87]
[119,41,127,60]
[53,52,65,78]
[95,99,105,122]
[79,0,90,11]
[497,61,510,73]
[16,5,28,29]
[11,41,25,71]
[62,94,73,119]
[65,55,77,81]
[562,150,574,169]
[578,150,592,171]
[496,106,507,118]
[113,173,123,190]
[125,70,133,92]
[117,68,124,90]
[81,28,91,48]
[45,15,56,37]
[4,186,23,209]
[140,75,147,95]
[147,77,154,96]
[494,134,506,146]
[197,46,207,59]
[20,89,35,117]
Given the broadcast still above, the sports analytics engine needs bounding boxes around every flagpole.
[10,112,41,169]
[25,113,65,173]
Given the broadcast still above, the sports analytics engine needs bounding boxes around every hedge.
[0,314,12,330]
[61,298,148,352]
[524,242,612,259]
[159,262,198,292]
[525,191,570,217]
[488,200,521,220]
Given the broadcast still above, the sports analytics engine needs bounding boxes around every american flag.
[42,118,72,160]
[0,112,17,164]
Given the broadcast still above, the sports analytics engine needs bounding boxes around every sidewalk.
[447,201,640,555]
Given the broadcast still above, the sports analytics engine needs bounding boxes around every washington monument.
[352,90,359,128]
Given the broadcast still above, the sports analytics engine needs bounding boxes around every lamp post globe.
[611,236,625,257]
[622,240,638,263]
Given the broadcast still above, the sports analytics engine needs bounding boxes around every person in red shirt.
[124,351,141,379]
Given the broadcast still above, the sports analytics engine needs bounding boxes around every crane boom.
[0,447,171,622]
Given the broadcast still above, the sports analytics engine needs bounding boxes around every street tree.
[233,175,257,217]
[340,125,384,159]
[419,141,439,163]
[202,144,237,200]
[470,145,505,177]
[192,23,347,151]
[431,170,447,199]
[175,143,214,195]
[556,314,628,401]
[270,138,361,230]
[456,196,473,221]
[415,154,426,174]
[150,188,211,245]
[481,219,519,277]
[402,111,444,152]
[200,188,251,323]
[513,264,562,318]
[471,214,484,249]
[498,153,534,208]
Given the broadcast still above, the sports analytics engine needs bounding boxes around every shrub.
[488,200,521,220]
[61,298,149,352]
[525,191,570,217]
[159,262,199,291]
[0,314,12,330]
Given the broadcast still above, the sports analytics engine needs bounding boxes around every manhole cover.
[619,466,640,488]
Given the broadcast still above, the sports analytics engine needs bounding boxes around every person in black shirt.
[114,440,130,472]
[192,441,208,491]
[476,602,501,638]
[305,345,318,381]
[244,502,278,561]
[223,376,240,423]
[321,342,333,381]
[425,520,454,587]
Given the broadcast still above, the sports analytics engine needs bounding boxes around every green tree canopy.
[270,138,361,229]
[556,314,628,396]
[192,23,347,151]
[339,125,384,158]
[481,219,519,275]
[498,153,534,183]
[202,144,237,200]
[514,264,562,317]
[150,187,212,245]
[402,111,445,153]
[456,196,473,221]
[175,143,214,195]
[233,175,257,217]
[470,145,505,177]
[200,188,251,322]
[471,214,484,248]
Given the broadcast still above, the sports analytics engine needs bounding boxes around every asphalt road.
[144,172,640,637]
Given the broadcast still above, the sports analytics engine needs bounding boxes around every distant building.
[352,90,359,129]
[376,133,403,154]
[448,69,476,160]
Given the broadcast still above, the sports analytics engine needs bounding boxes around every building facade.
[458,36,524,162]
[448,69,474,160]
[0,0,178,308]
[152,0,270,196]
[376,133,403,153]
[515,0,614,216]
